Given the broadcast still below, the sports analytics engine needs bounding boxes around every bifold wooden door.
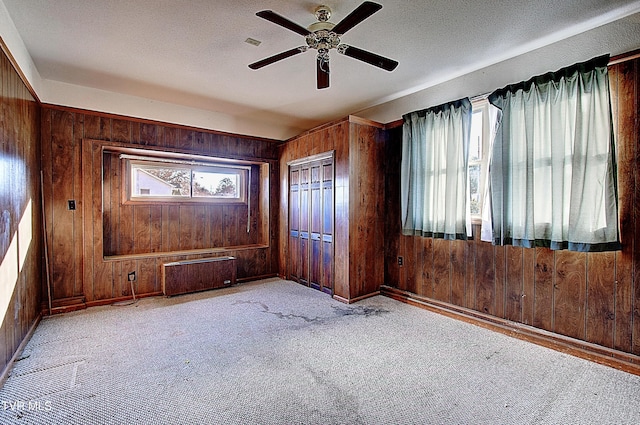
[289,154,334,294]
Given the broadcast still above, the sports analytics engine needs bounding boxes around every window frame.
[123,157,249,205]
[469,99,491,223]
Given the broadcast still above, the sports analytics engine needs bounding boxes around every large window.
[124,158,249,204]
[486,55,620,251]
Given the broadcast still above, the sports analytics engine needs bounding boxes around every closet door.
[320,160,333,294]
[288,154,334,294]
[289,167,300,282]
[309,162,322,291]
[299,166,310,287]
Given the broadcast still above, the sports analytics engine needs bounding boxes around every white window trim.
[122,154,250,205]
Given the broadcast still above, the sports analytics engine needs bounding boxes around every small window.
[125,159,248,204]
[469,100,490,220]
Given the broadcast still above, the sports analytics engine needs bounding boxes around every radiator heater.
[162,256,237,296]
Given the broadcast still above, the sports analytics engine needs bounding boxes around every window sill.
[103,244,270,262]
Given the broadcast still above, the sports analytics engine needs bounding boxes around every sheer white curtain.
[486,55,620,251]
[401,98,472,240]
[480,104,500,243]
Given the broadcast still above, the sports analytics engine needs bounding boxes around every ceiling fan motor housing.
[308,4,340,58]
[306,30,340,53]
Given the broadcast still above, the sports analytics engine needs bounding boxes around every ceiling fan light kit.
[249,1,398,89]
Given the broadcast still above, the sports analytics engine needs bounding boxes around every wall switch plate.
[398,256,403,266]
[67,200,76,210]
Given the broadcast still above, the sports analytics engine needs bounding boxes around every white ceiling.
[3,0,640,140]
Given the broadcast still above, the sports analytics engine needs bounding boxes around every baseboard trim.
[0,313,42,388]
[237,273,278,284]
[42,274,280,315]
[86,292,164,308]
[381,285,640,376]
[333,291,381,304]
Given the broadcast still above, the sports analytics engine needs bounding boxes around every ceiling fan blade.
[249,47,307,70]
[256,10,312,36]
[331,1,382,35]
[317,58,330,89]
[338,45,398,71]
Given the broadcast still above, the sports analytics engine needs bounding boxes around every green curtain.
[401,98,472,240]
[487,55,620,252]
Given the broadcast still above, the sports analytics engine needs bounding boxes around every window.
[485,55,620,251]
[468,100,490,219]
[401,98,473,240]
[125,158,249,204]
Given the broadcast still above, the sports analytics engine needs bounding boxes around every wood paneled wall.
[384,58,640,359]
[41,106,280,308]
[279,116,384,302]
[0,46,41,379]
[102,152,263,256]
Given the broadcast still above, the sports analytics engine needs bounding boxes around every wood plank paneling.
[554,251,587,340]
[50,109,75,300]
[179,206,195,251]
[586,252,615,348]
[167,205,180,252]
[404,230,417,295]
[465,228,477,309]
[522,248,535,326]
[333,122,350,300]
[419,236,433,298]
[81,117,96,302]
[450,240,466,306]
[494,244,506,319]
[632,58,640,356]
[134,205,152,253]
[504,246,523,322]
[609,63,633,353]
[384,127,402,288]
[348,121,384,299]
[533,247,554,331]
[72,114,84,297]
[139,122,158,145]
[432,238,450,302]
[150,204,162,253]
[91,141,114,301]
[475,237,495,315]
[41,109,53,300]
[0,46,41,379]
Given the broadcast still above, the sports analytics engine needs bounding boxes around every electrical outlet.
[128,271,136,282]
[398,256,404,266]
[67,200,76,210]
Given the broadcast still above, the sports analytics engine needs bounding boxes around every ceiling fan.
[248,1,398,89]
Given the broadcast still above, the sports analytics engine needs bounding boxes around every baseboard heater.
[162,256,237,297]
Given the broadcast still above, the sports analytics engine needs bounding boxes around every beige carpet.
[1,278,639,424]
